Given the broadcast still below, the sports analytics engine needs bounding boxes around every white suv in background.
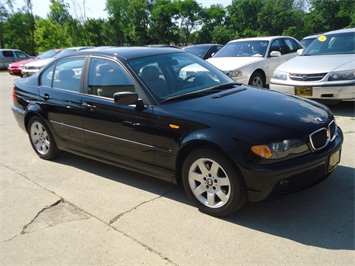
[270,28,355,103]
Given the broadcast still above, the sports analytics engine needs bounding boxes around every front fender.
[175,128,246,184]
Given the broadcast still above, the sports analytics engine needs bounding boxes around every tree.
[2,11,34,54]
[173,0,203,45]
[257,0,297,36]
[34,18,71,51]
[307,0,352,33]
[106,0,130,45]
[48,0,72,25]
[126,0,150,45]
[195,4,226,43]
[227,0,263,37]
[149,0,179,45]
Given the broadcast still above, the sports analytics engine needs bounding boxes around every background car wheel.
[182,149,247,217]
[27,116,61,160]
[249,71,265,88]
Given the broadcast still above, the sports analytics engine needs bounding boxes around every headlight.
[328,70,355,81]
[272,70,288,80]
[228,70,243,78]
[251,139,308,159]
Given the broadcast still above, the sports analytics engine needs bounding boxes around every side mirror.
[269,51,281,57]
[297,48,304,55]
[114,92,143,108]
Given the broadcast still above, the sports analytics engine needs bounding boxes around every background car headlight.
[251,139,308,159]
[229,69,243,78]
[272,71,288,80]
[328,70,355,81]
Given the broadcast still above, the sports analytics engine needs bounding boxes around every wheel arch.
[175,139,244,187]
[24,104,48,133]
[251,69,266,83]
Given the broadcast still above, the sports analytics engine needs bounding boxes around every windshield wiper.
[207,82,240,92]
[161,82,239,103]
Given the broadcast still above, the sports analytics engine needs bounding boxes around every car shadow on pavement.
[226,165,354,251]
[55,153,354,251]
[327,101,354,117]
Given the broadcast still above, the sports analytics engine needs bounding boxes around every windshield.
[303,32,355,55]
[128,52,235,102]
[214,41,268,57]
[184,46,208,58]
[38,49,60,59]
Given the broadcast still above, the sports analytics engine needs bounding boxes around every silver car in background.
[270,28,355,103]
[206,36,303,88]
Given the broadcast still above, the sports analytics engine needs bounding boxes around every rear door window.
[1,51,15,57]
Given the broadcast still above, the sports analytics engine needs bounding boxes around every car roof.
[323,27,355,35]
[183,44,222,48]
[228,36,293,43]
[76,46,185,60]
[0,48,22,51]
[301,34,320,40]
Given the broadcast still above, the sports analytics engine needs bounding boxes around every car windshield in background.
[184,46,211,58]
[37,49,60,59]
[128,52,234,102]
[303,32,355,56]
[213,41,269,58]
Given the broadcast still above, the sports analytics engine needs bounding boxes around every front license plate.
[328,149,341,172]
[295,87,312,96]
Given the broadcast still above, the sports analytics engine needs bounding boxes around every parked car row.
[8,49,62,77]
[3,47,93,77]
[21,46,93,77]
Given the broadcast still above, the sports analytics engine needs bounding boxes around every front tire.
[27,116,61,160]
[249,71,265,88]
[182,149,247,217]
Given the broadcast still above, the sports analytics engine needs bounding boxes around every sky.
[12,0,233,19]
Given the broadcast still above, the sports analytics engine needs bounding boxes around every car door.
[266,38,293,83]
[81,57,155,165]
[0,50,15,69]
[38,57,86,146]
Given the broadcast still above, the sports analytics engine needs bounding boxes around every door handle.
[82,102,96,111]
[43,93,50,100]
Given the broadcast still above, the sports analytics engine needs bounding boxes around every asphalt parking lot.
[1,72,354,265]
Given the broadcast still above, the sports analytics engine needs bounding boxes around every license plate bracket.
[295,87,312,96]
[328,149,341,172]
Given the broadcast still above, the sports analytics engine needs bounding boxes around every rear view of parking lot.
[1,72,354,265]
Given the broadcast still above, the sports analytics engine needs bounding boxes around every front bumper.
[22,69,39,77]
[270,81,355,101]
[241,127,343,202]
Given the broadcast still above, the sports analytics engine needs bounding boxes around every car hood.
[25,58,54,67]
[207,57,264,71]
[10,58,40,67]
[276,54,353,73]
[164,86,332,144]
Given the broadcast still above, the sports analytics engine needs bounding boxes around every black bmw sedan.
[12,47,343,217]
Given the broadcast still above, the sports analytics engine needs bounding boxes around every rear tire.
[27,116,61,160]
[182,149,247,217]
